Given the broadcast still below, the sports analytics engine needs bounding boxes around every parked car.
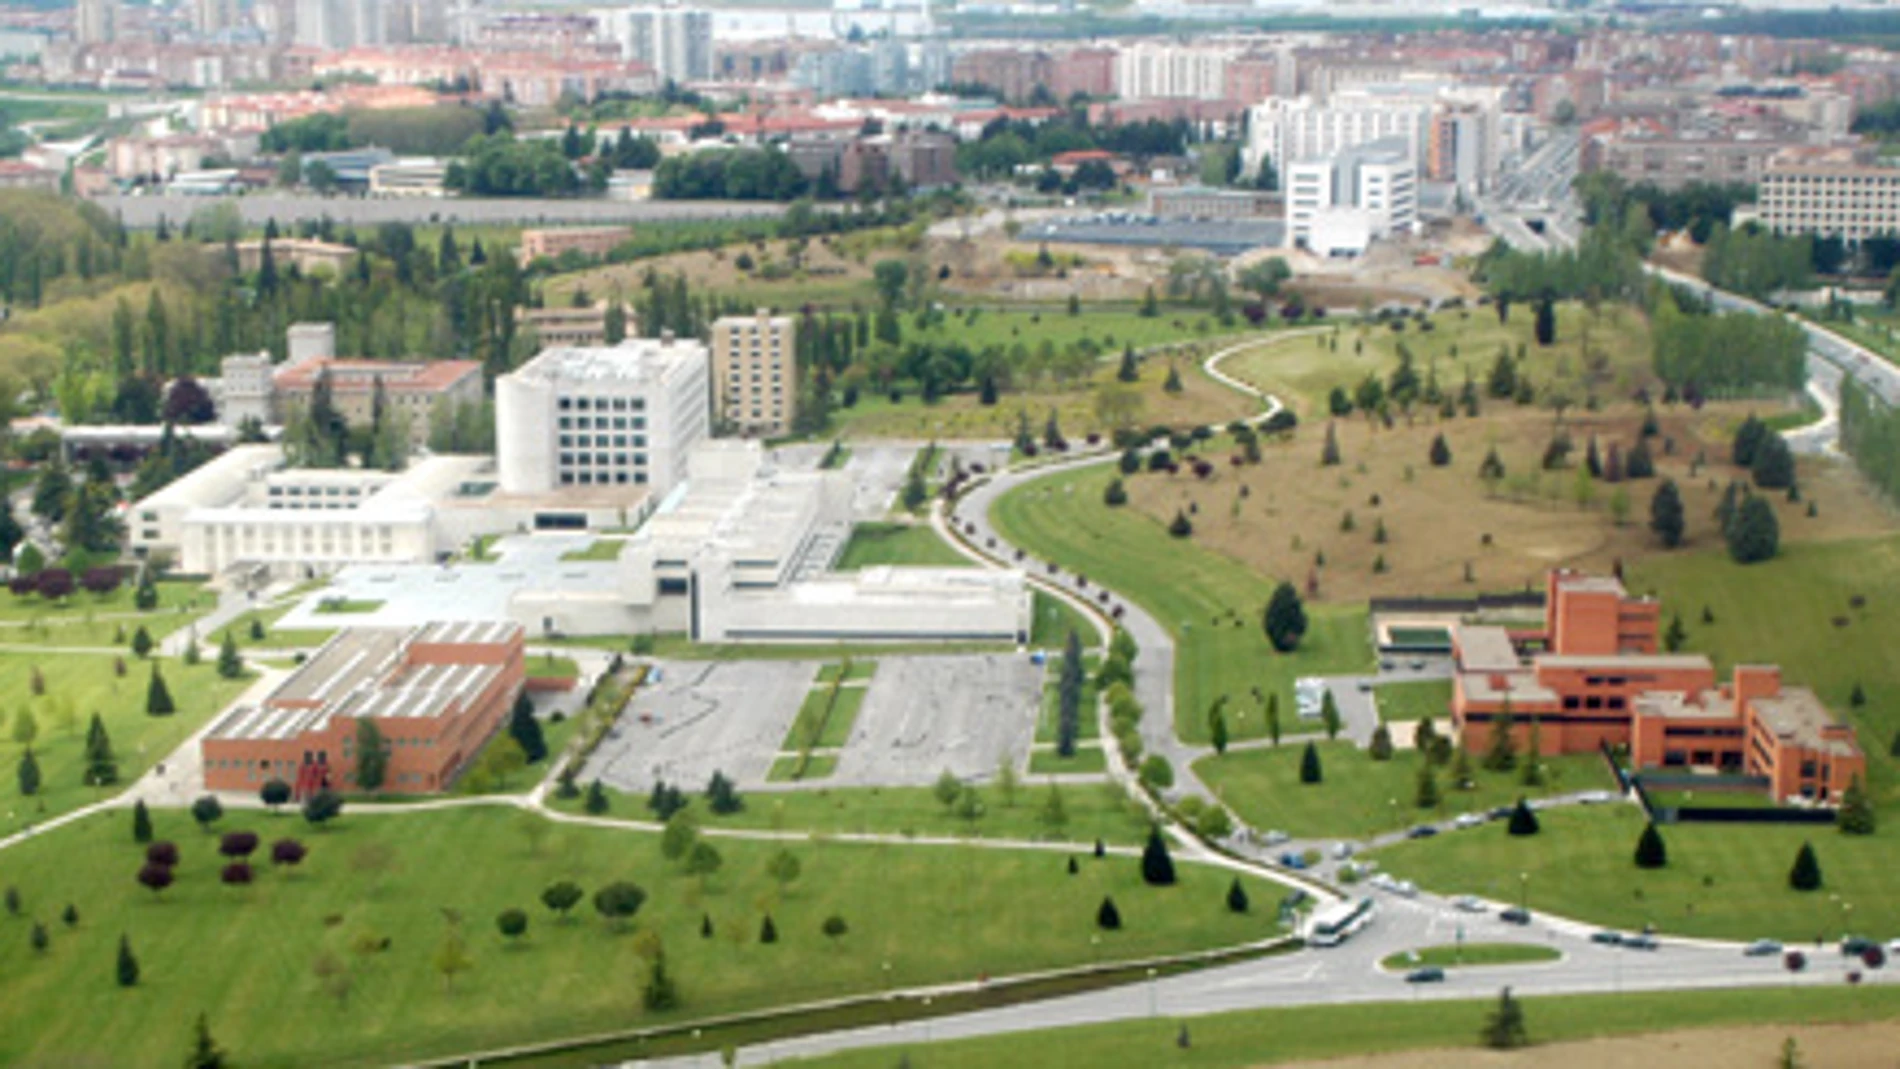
[1624,934,1660,951]
[1842,936,1877,957]
[1261,829,1291,847]
[1590,931,1623,946]
[1357,679,1374,692]
[1279,852,1308,871]
[1487,806,1514,821]
[1406,825,1439,840]
[1579,790,1618,805]
[1452,895,1488,914]
[1499,907,1532,926]
[1391,879,1419,898]
[1405,966,1446,983]
[1744,939,1784,957]
[1451,813,1485,830]
[1331,842,1355,860]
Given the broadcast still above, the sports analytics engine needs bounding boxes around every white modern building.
[596,6,713,84]
[1286,137,1418,256]
[509,441,1030,643]
[494,334,711,499]
[1246,82,1504,196]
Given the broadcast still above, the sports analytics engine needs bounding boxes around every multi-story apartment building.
[516,302,635,348]
[494,334,711,496]
[1451,570,1866,804]
[712,310,796,438]
[1115,42,1238,101]
[1755,150,1900,243]
[599,6,711,84]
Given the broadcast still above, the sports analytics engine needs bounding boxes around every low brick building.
[201,622,525,796]
[517,226,632,267]
[1451,570,1865,803]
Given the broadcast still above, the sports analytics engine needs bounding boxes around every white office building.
[1246,93,1431,183]
[494,335,710,499]
[1286,137,1417,256]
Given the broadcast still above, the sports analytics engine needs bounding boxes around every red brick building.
[1451,570,1865,803]
[201,622,525,796]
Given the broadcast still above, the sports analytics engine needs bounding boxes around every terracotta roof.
[274,358,481,394]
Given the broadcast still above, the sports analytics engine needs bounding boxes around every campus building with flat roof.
[1450,570,1865,803]
[201,621,525,796]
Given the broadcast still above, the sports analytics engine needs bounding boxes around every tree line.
[1648,284,1806,394]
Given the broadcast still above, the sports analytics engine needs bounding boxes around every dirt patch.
[1125,401,1894,602]
[1281,1020,1900,1069]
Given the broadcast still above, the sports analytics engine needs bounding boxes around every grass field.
[828,347,1259,442]
[1195,743,1614,841]
[796,985,1900,1069]
[0,806,1277,1067]
[692,780,1153,846]
[783,687,867,752]
[993,463,1373,743]
[0,654,254,836]
[0,579,215,647]
[559,540,626,563]
[1376,679,1453,723]
[1376,804,1900,940]
[1378,942,1562,970]
[1031,590,1101,649]
[768,753,839,782]
[525,655,581,681]
[1029,746,1109,776]
[833,523,972,570]
[1036,659,1101,743]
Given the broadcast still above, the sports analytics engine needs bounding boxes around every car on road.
[1406,825,1439,840]
[1451,813,1485,830]
[1499,907,1532,926]
[1590,931,1623,946]
[1278,852,1308,871]
[1842,936,1877,957]
[1624,934,1660,951]
[1405,966,1446,983]
[1357,679,1374,692]
[1453,895,1488,914]
[1579,790,1618,805]
[1409,658,1426,670]
[1391,879,1418,898]
[1744,939,1784,957]
[1331,842,1355,860]
[1380,659,1395,671]
[1261,829,1290,847]
[1487,806,1514,821]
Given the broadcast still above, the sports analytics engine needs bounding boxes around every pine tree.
[116,934,140,987]
[1429,433,1451,467]
[1483,706,1517,772]
[216,632,243,679]
[1226,877,1249,913]
[146,664,175,716]
[1727,495,1779,564]
[17,746,39,796]
[1481,987,1528,1049]
[132,799,152,843]
[759,915,778,944]
[1117,345,1139,382]
[1507,797,1540,836]
[185,1013,224,1069]
[1321,421,1341,466]
[1140,826,1177,886]
[584,779,609,815]
[1519,718,1544,786]
[1368,724,1394,761]
[1788,841,1822,891]
[1837,777,1877,835]
[84,713,117,786]
[1299,741,1323,784]
[1414,759,1440,809]
[1263,581,1308,652]
[508,693,548,764]
[1634,822,1668,868]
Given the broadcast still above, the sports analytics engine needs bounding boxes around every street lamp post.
[1519,871,1530,911]
[922,996,934,1045]
[1147,967,1159,1018]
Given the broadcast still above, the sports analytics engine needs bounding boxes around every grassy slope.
[1197,743,1613,841]
[1376,679,1454,723]
[833,523,972,570]
[993,464,1372,743]
[0,655,253,836]
[0,807,1274,1066]
[795,986,1900,1069]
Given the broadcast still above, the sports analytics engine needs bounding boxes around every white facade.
[598,6,712,84]
[215,351,275,428]
[1285,138,1417,255]
[1246,93,1430,179]
[1114,42,1236,101]
[1757,160,1900,243]
[494,336,711,498]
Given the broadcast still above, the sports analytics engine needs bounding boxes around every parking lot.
[830,654,1044,787]
[584,659,817,793]
[581,653,1047,794]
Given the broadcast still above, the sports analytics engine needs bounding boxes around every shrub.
[1096,896,1122,930]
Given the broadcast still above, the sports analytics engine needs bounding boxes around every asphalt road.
[94,193,788,230]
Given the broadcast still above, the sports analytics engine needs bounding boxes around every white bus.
[1306,896,1376,947]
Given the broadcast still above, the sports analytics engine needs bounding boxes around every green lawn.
[993,463,1373,743]
[697,781,1153,846]
[814,660,877,685]
[1378,942,1562,970]
[0,654,254,836]
[0,579,215,647]
[1196,743,1613,841]
[1029,746,1109,776]
[1376,679,1453,723]
[796,985,1900,1069]
[833,523,972,570]
[0,806,1278,1067]
[1375,804,1900,939]
[768,753,839,782]
[559,539,627,563]
[782,687,867,752]
[1031,589,1102,649]
[525,655,582,681]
